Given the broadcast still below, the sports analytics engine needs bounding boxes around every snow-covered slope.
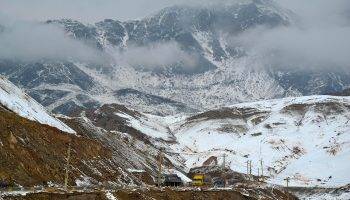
[115,112,175,141]
[0,76,75,134]
[166,95,350,187]
[84,95,350,188]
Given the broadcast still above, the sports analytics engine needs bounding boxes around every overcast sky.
[1,0,349,23]
[0,0,201,22]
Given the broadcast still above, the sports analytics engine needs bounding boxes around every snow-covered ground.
[0,76,76,134]
[166,96,350,187]
[109,94,350,188]
[2,73,349,190]
[297,192,350,200]
[105,191,118,200]
[115,112,175,141]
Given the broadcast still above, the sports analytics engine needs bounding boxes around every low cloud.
[0,20,107,64]
[0,18,197,69]
[114,42,198,70]
[228,0,350,70]
[230,25,350,70]
[1,0,349,71]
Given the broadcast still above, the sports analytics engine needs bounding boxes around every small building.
[163,174,183,187]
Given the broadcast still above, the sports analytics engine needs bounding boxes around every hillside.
[0,104,119,187]
[329,88,350,96]
[77,94,350,188]
[1,76,349,199]
[0,76,75,134]
[0,77,154,187]
[0,77,298,199]
[167,96,350,187]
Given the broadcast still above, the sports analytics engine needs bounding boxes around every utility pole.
[284,177,291,200]
[284,177,290,188]
[222,154,227,187]
[246,160,252,181]
[249,160,252,176]
[246,160,249,175]
[260,159,264,180]
[222,154,226,169]
[157,149,163,187]
[64,142,71,190]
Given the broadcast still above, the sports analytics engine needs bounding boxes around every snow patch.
[0,76,75,134]
[105,191,118,200]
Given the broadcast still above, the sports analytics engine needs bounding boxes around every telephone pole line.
[260,159,264,180]
[157,149,164,187]
[222,154,227,187]
[64,142,71,190]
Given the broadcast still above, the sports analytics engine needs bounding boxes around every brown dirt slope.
[0,105,132,187]
[2,188,298,200]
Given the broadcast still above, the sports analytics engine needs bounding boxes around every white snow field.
[0,76,76,134]
[169,96,350,187]
[108,93,350,188]
[1,74,349,189]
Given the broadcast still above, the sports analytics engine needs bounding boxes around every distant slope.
[0,76,75,134]
[83,95,350,188]
[168,95,350,187]
[113,88,197,115]
[329,88,350,96]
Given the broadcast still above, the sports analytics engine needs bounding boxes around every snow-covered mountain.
[168,95,350,187]
[1,0,349,115]
[1,1,349,199]
[0,76,188,187]
[1,75,349,198]
[0,76,75,134]
[106,95,350,188]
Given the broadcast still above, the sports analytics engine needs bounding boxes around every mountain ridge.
[0,1,349,116]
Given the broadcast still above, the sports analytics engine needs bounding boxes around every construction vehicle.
[192,174,205,186]
[192,173,212,186]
